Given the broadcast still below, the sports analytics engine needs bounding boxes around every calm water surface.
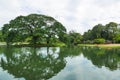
[0,46,120,80]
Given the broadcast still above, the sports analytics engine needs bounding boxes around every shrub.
[94,38,105,44]
[114,34,120,43]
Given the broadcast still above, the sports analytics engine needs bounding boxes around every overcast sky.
[1,0,120,34]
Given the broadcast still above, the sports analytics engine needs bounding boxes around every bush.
[114,34,120,43]
[83,40,93,44]
[94,38,105,44]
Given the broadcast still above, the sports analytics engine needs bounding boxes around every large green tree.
[2,14,66,46]
[91,24,104,39]
[105,22,118,42]
[83,29,93,43]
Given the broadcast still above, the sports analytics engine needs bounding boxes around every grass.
[0,42,6,45]
[78,44,120,48]
[1,42,120,48]
[0,42,66,47]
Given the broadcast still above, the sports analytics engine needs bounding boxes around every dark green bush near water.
[94,38,105,44]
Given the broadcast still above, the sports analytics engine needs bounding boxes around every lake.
[0,46,120,80]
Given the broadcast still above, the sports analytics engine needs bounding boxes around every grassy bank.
[1,42,120,48]
[0,42,66,47]
[78,44,120,48]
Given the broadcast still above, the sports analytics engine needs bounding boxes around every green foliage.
[114,34,120,43]
[105,22,118,40]
[92,24,104,39]
[61,31,82,46]
[93,38,105,44]
[0,30,4,41]
[2,14,120,46]
[83,40,93,44]
[83,22,119,44]
[83,30,93,41]
[2,14,66,46]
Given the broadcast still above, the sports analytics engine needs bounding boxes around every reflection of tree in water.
[59,47,82,57]
[2,46,120,79]
[81,47,120,70]
[0,47,66,80]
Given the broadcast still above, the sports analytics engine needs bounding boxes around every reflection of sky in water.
[0,47,59,80]
[37,47,60,58]
[0,47,120,80]
[0,54,7,63]
[50,54,120,80]
[0,68,25,80]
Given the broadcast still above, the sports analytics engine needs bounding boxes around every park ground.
[78,44,120,48]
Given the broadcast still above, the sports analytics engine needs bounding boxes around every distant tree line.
[83,22,120,44]
[0,14,120,46]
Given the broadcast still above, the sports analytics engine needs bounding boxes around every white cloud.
[0,0,120,34]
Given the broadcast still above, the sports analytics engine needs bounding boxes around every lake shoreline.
[0,42,120,48]
[78,44,120,48]
[0,42,65,47]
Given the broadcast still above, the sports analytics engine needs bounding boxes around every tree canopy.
[2,14,66,46]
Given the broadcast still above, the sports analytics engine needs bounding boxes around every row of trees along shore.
[0,14,120,46]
